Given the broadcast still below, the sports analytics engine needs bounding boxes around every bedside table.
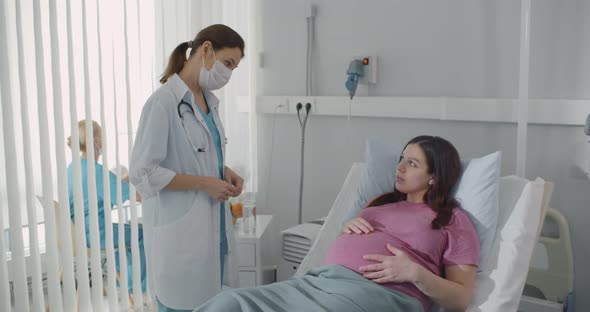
[234,215,272,288]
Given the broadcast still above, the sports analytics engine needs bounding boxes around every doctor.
[130,24,245,311]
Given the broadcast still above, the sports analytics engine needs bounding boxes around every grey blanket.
[195,265,423,312]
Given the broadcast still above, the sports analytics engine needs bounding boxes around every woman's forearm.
[165,174,211,191]
[413,266,472,311]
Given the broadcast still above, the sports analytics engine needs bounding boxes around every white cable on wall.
[248,0,260,192]
[66,0,92,309]
[0,1,29,310]
[516,0,531,178]
[81,0,107,309]
[305,7,314,96]
[15,0,45,309]
[96,0,119,310]
[48,0,77,309]
[123,0,144,306]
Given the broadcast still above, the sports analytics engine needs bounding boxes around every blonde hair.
[67,120,101,152]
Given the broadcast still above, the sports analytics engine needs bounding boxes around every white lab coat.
[129,74,238,310]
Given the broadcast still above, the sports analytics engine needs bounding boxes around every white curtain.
[0,0,156,310]
[0,0,256,311]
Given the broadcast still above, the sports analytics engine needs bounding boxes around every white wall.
[256,0,590,310]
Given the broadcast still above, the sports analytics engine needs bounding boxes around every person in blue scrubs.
[67,120,146,294]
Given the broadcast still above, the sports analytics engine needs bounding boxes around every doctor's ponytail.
[160,41,191,84]
[160,24,245,84]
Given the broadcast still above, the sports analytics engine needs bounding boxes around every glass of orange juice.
[229,197,243,225]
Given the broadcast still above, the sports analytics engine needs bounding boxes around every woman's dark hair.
[367,136,462,229]
[160,24,245,84]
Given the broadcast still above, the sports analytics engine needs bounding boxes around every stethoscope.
[177,99,208,153]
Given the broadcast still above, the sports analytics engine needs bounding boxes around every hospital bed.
[520,207,575,312]
[296,163,555,312]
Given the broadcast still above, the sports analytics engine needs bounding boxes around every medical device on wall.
[345,56,377,100]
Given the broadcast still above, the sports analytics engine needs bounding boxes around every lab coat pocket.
[151,199,212,276]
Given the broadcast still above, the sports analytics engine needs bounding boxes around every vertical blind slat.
[49,0,77,309]
[112,4,130,307]
[65,0,93,309]
[32,0,70,309]
[0,192,10,312]
[123,0,144,307]
[0,0,31,310]
[81,0,106,309]
[141,0,156,303]
[112,41,130,308]
[96,0,119,310]
[15,0,45,309]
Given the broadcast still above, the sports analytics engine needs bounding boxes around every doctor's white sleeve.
[129,101,176,199]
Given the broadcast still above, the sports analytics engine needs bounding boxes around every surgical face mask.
[199,48,232,91]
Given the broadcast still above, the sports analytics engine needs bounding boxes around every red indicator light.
[363,58,369,65]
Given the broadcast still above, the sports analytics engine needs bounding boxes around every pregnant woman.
[196,135,479,312]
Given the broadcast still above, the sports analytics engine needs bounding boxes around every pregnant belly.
[324,231,405,274]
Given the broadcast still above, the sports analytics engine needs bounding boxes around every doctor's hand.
[203,177,238,202]
[359,244,420,284]
[224,166,243,197]
[343,217,374,234]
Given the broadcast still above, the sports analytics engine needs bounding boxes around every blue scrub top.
[67,158,130,249]
[196,95,228,277]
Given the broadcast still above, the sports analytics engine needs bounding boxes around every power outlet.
[287,97,316,114]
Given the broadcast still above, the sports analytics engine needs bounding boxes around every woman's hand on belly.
[359,243,420,284]
[343,217,374,234]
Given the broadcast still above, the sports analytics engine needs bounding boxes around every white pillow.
[341,138,401,227]
[454,152,501,271]
[344,140,501,271]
